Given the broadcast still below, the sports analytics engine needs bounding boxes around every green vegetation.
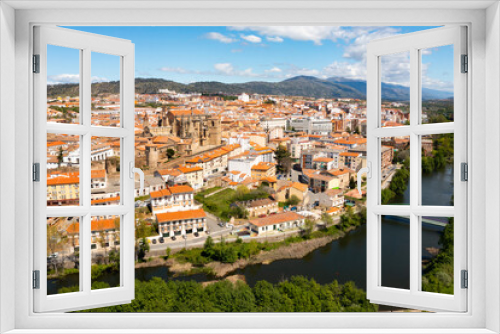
[74,276,377,312]
[134,194,150,201]
[279,194,300,208]
[194,185,268,221]
[173,209,366,266]
[166,148,175,159]
[381,167,410,204]
[339,207,367,232]
[137,237,150,262]
[422,100,454,123]
[274,145,292,174]
[136,219,158,239]
[422,218,454,294]
[421,134,454,174]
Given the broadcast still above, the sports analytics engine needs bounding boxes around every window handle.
[357,162,371,195]
[130,162,144,193]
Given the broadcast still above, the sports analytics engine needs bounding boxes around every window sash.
[366,26,467,312]
[32,26,136,313]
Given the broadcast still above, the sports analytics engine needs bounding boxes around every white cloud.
[240,34,262,43]
[230,26,353,45]
[47,74,80,84]
[204,32,236,44]
[159,67,190,74]
[214,63,234,75]
[266,67,282,73]
[47,74,110,84]
[266,36,284,43]
[213,63,258,77]
[91,76,110,83]
[231,49,243,53]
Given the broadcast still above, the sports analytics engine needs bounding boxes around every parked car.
[171,236,176,241]
[194,232,199,237]
[218,222,224,227]
[152,238,157,244]
[159,237,164,243]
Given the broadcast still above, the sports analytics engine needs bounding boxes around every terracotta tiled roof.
[156,209,206,223]
[340,152,361,157]
[91,196,120,205]
[291,182,308,192]
[249,212,304,227]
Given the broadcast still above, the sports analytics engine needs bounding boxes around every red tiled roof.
[156,209,206,223]
[249,212,304,227]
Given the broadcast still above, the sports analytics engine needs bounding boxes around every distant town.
[45,83,454,311]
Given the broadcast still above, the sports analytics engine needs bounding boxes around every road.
[147,212,238,252]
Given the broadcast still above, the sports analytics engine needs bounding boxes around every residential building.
[234,198,278,218]
[156,208,207,237]
[249,211,305,235]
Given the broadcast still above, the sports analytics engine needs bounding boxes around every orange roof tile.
[249,212,304,227]
[156,209,206,223]
[91,196,120,205]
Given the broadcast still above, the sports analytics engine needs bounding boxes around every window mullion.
[409,47,420,294]
[81,48,92,294]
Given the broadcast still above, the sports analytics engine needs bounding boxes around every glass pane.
[380,136,410,205]
[47,45,81,124]
[91,136,120,205]
[91,52,121,127]
[381,215,409,290]
[421,45,454,124]
[421,216,454,295]
[421,134,454,206]
[47,133,80,206]
[91,216,121,290]
[47,217,80,295]
[380,51,410,127]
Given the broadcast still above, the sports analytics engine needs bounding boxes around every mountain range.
[47,76,453,101]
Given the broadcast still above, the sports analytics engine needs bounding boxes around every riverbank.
[134,225,357,279]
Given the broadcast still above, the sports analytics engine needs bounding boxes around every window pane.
[47,133,80,206]
[47,45,81,124]
[47,217,80,295]
[91,216,121,290]
[380,51,410,127]
[421,216,454,295]
[380,136,410,205]
[91,136,120,205]
[421,134,454,206]
[421,45,454,124]
[381,215,409,290]
[91,52,121,127]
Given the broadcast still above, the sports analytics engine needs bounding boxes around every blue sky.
[47,26,453,92]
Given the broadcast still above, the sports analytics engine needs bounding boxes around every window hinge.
[461,162,468,181]
[461,270,468,289]
[461,54,468,73]
[33,54,40,73]
[33,270,40,289]
[33,163,40,182]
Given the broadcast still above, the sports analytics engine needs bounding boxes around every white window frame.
[32,26,136,312]
[0,2,498,333]
[365,26,467,312]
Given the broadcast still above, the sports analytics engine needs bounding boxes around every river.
[48,166,454,295]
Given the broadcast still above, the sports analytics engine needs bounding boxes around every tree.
[349,177,356,189]
[57,146,64,166]
[286,195,300,207]
[167,148,175,159]
[165,247,171,258]
[274,145,291,174]
[345,126,351,134]
[302,218,316,238]
[137,237,149,262]
[47,224,62,275]
[321,213,333,226]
